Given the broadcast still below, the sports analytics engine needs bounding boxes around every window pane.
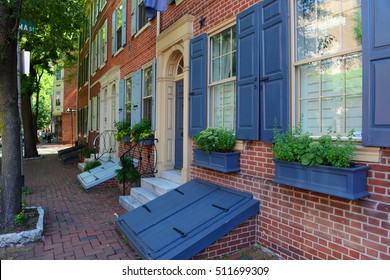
[298,53,362,135]
[296,0,361,61]
[300,63,320,99]
[346,94,362,133]
[143,67,152,97]
[211,35,220,59]
[221,29,231,55]
[212,58,220,82]
[210,26,236,83]
[301,99,320,134]
[221,55,231,80]
[321,57,343,97]
[210,82,236,130]
[321,96,344,133]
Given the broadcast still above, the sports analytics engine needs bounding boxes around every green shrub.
[83,160,102,172]
[80,147,95,159]
[193,127,236,153]
[115,156,139,184]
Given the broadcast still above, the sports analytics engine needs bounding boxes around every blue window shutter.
[119,79,125,122]
[189,33,207,137]
[151,57,157,131]
[112,10,117,55]
[259,0,289,143]
[122,0,127,47]
[362,0,390,147]
[131,0,137,36]
[131,69,142,127]
[236,4,260,140]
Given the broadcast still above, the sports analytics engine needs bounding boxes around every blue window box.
[193,149,240,173]
[273,159,370,200]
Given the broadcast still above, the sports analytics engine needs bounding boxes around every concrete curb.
[0,206,44,247]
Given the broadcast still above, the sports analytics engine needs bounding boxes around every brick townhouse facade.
[78,0,390,259]
[52,67,77,144]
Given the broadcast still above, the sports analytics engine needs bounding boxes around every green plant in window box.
[131,119,154,143]
[193,127,236,153]
[114,120,131,142]
[192,127,240,173]
[272,124,370,200]
[272,125,356,168]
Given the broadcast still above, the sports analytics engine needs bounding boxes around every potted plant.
[114,120,131,142]
[192,127,240,173]
[79,146,95,162]
[132,119,154,144]
[272,126,370,200]
[115,156,140,195]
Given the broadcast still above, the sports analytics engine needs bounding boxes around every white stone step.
[131,187,158,205]
[161,170,182,184]
[141,177,179,196]
[119,196,143,212]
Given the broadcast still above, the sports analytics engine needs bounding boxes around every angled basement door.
[116,179,259,260]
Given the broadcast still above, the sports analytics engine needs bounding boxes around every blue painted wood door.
[175,80,184,169]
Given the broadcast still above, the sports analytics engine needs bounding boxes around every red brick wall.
[191,143,390,260]
[193,217,257,259]
[61,113,77,144]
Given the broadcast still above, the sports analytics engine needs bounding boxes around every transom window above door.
[294,0,362,136]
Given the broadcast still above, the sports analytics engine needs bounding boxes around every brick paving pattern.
[0,144,138,260]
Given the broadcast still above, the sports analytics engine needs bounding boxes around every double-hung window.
[294,0,362,135]
[209,25,237,131]
[131,0,149,36]
[116,4,123,51]
[112,0,127,54]
[142,66,153,121]
[125,77,132,122]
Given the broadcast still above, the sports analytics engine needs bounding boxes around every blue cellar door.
[362,0,390,147]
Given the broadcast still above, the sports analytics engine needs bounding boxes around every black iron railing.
[93,130,117,160]
[119,138,158,195]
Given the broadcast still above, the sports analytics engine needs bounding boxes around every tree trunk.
[0,0,23,231]
[22,96,39,158]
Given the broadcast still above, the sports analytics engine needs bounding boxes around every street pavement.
[0,143,138,260]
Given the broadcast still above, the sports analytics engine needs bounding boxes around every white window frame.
[142,62,153,121]
[291,0,363,137]
[207,22,237,131]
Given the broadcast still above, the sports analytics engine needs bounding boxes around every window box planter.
[193,149,240,173]
[273,159,370,200]
[122,135,131,143]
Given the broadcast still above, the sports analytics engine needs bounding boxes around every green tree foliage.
[20,0,86,157]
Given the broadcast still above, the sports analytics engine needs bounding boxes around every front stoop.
[119,170,181,212]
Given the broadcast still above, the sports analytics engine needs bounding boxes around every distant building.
[52,67,77,144]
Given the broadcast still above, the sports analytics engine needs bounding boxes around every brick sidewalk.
[0,144,138,260]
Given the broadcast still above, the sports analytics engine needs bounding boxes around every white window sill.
[134,22,151,38]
